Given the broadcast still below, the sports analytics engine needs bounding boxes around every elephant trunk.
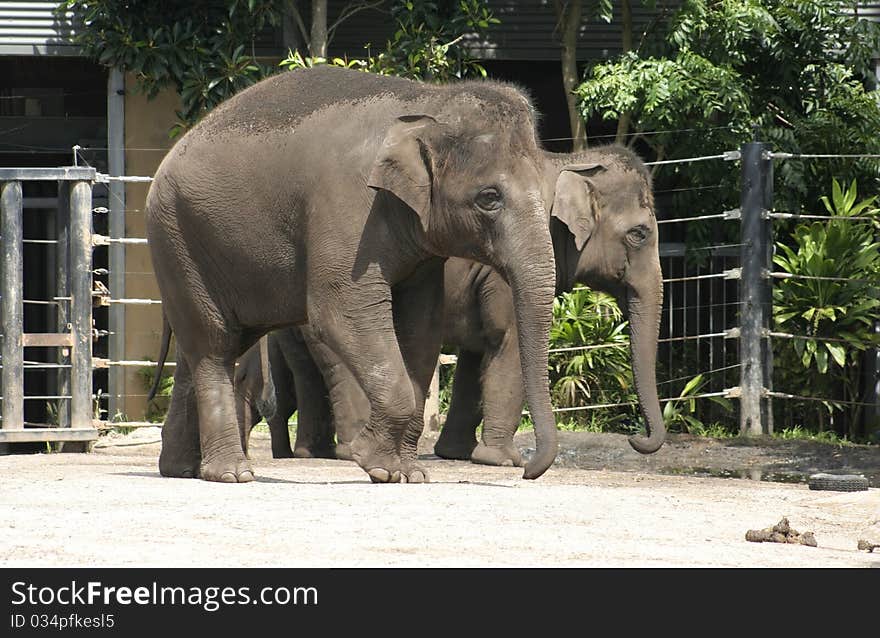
[626,270,666,454]
[500,213,559,479]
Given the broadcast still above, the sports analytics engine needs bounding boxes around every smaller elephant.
[234,331,337,460]
[233,336,285,458]
[437,145,665,463]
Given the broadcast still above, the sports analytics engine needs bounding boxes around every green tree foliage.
[576,0,880,218]
[59,0,282,134]
[280,0,497,81]
[771,179,880,440]
[63,0,496,134]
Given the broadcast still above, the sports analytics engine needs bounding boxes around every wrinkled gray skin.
[145,66,560,483]
[241,145,666,466]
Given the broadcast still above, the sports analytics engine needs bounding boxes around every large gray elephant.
[145,66,560,483]
[239,144,665,467]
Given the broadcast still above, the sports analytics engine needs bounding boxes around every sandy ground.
[1,428,878,568]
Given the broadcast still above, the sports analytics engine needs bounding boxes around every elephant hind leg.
[288,337,336,460]
[159,354,201,478]
[191,354,254,483]
[434,349,483,461]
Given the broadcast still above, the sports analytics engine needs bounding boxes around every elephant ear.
[551,163,605,251]
[367,115,438,231]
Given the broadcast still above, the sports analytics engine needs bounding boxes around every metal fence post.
[1,181,24,432]
[739,142,774,435]
[69,180,93,429]
[107,68,126,423]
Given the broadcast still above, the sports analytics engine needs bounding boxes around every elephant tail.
[147,313,172,402]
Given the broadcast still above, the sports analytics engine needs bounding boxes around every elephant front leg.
[313,293,421,483]
[434,349,483,460]
[192,356,254,483]
[159,354,201,478]
[471,331,525,467]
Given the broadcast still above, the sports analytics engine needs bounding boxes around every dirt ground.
[1,428,879,568]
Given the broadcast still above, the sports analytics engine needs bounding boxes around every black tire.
[808,473,869,492]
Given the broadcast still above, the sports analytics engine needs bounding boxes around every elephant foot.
[334,442,354,461]
[433,430,477,461]
[158,446,200,479]
[471,442,523,467]
[398,461,429,483]
[199,456,255,483]
[293,444,336,460]
[365,463,430,483]
[350,429,407,483]
[271,446,295,459]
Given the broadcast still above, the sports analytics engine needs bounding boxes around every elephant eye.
[475,187,503,212]
[627,224,649,245]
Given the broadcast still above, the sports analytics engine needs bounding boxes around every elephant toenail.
[369,468,391,483]
[219,472,237,483]
[239,471,255,483]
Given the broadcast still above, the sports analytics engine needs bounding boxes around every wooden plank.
[0,167,96,181]
[0,428,97,443]
[22,332,74,347]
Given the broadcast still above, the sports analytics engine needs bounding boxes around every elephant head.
[544,146,666,455]
[367,87,558,479]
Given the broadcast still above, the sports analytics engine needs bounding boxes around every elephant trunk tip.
[628,430,665,455]
[522,433,558,479]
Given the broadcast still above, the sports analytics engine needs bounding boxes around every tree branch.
[768,101,795,129]
[285,0,311,51]
[328,0,386,43]
[551,0,568,38]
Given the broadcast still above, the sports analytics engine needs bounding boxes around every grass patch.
[773,426,854,445]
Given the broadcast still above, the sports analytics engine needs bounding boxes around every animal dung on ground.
[745,517,817,547]
[857,539,879,553]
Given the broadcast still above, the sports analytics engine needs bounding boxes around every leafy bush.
[547,287,638,430]
[138,365,174,423]
[771,179,880,440]
[662,373,733,435]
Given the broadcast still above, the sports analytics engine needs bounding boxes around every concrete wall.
[121,76,180,420]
